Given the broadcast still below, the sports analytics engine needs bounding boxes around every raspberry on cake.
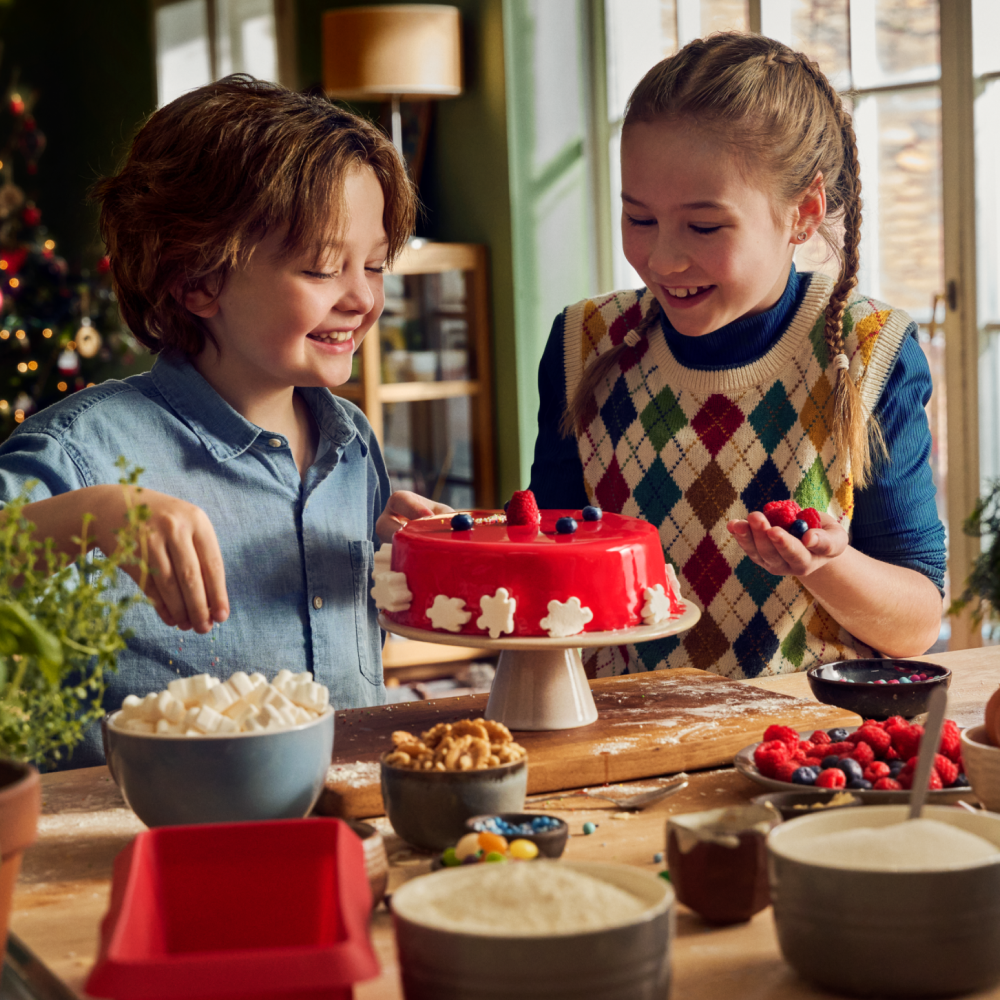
[373,495,685,639]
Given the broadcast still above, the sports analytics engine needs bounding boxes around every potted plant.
[0,462,148,950]
[949,479,1000,637]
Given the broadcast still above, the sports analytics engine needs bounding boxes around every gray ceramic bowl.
[806,658,950,719]
[768,804,1000,997]
[381,758,527,851]
[103,708,334,827]
[392,861,674,1000]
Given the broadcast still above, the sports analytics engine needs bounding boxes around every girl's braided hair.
[563,32,883,489]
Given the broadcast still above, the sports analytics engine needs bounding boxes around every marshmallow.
[155,718,183,734]
[202,684,236,713]
[156,691,185,724]
[228,671,254,698]
[193,705,225,734]
[124,719,156,734]
[272,669,295,693]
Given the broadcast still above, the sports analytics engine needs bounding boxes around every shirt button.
[268,437,283,448]
[313,596,324,610]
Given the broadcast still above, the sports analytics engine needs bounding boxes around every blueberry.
[955,772,968,787]
[835,758,864,783]
[889,759,905,777]
[827,728,850,742]
[847,778,872,790]
[451,512,474,531]
[791,766,819,785]
[503,500,510,512]
[787,518,809,539]
[582,505,603,521]
[821,754,841,770]
[556,516,578,534]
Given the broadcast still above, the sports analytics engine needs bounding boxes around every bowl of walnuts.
[380,718,528,851]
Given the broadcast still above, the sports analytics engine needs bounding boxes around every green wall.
[297,0,521,502]
[0,0,156,266]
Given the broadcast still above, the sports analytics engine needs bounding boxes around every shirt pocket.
[350,539,382,686]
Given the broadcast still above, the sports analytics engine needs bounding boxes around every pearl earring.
[796,232,808,242]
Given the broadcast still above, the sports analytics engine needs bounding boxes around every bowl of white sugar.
[768,805,1000,997]
[103,670,334,827]
[391,860,674,1000]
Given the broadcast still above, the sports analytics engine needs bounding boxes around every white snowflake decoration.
[427,594,472,632]
[370,571,412,612]
[477,587,516,638]
[641,584,671,625]
[539,597,594,638]
[666,564,684,610]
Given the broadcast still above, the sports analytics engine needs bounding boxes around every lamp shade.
[323,5,462,100]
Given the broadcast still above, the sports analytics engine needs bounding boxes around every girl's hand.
[377,490,453,543]
[726,510,848,578]
[23,485,229,634]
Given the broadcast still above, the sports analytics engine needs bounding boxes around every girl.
[0,76,444,766]
[530,33,946,679]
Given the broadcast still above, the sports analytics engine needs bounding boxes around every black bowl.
[464,813,569,858]
[806,659,950,720]
[751,790,864,821]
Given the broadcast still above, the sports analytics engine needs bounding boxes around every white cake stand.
[379,603,701,731]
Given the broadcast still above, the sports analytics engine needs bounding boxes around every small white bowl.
[391,861,674,1000]
[961,724,1000,811]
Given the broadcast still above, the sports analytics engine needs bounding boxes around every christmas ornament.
[76,319,101,358]
[57,349,80,377]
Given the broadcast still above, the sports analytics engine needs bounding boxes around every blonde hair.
[563,32,883,489]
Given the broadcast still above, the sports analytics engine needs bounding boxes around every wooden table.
[9,648,1000,1000]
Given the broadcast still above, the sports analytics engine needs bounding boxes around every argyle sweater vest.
[562,273,914,679]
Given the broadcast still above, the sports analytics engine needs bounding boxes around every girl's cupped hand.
[726,509,848,578]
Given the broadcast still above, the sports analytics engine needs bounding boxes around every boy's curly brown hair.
[92,75,416,357]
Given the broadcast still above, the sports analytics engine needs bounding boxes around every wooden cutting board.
[318,668,860,818]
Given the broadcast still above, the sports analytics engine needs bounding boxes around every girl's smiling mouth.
[308,329,355,344]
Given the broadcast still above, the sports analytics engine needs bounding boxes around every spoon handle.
[908,685,948,821]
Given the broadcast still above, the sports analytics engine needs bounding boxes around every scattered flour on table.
[591,737,641,754]
[781,819,1000,871]
[326,761,380,787]
[392,861,648,935]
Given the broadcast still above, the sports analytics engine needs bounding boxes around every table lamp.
[323,4,462,175]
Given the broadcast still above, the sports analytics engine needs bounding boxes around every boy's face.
[192,165,388,394]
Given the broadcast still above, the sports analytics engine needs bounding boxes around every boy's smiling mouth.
[662,284,714,306]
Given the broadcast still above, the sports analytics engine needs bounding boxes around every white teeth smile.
[666,286,710,298]
[310,330,354,343]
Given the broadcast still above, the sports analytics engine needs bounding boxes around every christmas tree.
[0,76,150,441]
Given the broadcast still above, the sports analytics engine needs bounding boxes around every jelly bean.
[899,676,911,684]
[653,852,664,864]
[442,847,461,867]
[461,853,481,865]
[484,851,507,863]
[583,821,597,835]
[509,838,539,860]
[455,832,483,860]
[477,831,509,855]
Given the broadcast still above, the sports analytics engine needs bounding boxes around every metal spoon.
[526,774,689,810]
[908,685,948,821]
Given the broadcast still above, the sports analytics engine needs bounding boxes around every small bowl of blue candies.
[806,658,951,720]
[464,813,569,858]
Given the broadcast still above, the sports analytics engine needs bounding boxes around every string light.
[14,410,24,423]
[0,261,8,271]
[42,328,52,338]
[0,330,8,340]
[27,360,37,371]
[15,329,25,339]
[67,341,76,350]
[16,363,27,373]
[0,400,8,411]
[56,382,67,392]
[43,240,55,250]
[86,382,95,387]
[9,278,19,288]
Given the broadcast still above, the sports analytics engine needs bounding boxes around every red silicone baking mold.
[85,818,378,1000]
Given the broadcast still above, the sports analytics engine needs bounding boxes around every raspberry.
[762,499,801,529]
[801,756,825,769]
[775,759,800,783]
[889,723,923,760]
[505,490,541,526]
[933,753,959,787]
[884,716,908,730]
[927,771,943,790]
[799,507,822,530]
[809,730,832,745]
[797,740,818,758]
[897,771,913,790]
[825,741,854,756]
[848,742,875,768]
[884,746,900,761]
[873,777,903,791]
[763,725,801,752]
[863,761,891,782]
[754,739,790,778]
[852,725,892,756]
[815,767,846,789]
[938,719,962,762]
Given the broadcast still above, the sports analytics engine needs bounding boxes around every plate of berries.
[734,718,972,801]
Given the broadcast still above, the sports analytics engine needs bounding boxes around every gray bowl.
[392,861,674,1000]
[768,804,1000,997]
[381,758,527,851]
[102,709,334,827]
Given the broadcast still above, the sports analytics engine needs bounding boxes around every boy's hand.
[23,485,229,634]
[377,490,453,543]
[726,510,848,578]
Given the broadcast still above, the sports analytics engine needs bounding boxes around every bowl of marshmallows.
[103,670,334,828]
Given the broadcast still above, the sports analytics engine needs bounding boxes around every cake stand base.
[378,603,701,732]
[486,647,598,730]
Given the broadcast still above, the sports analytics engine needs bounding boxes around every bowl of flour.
[390,860,673,999]
[768,804,1000,998]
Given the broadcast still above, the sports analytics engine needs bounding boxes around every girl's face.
[191,165,388,398]
[620,120,807,337]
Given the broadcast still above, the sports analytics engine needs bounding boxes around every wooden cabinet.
[332,241,496,508]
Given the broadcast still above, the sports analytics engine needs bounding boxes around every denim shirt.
[0,355,389,767]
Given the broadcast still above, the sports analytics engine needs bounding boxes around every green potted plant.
[0,462,148,949]
[949,479,1000,637]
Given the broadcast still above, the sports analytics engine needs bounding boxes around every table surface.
[10,647,1000,1000]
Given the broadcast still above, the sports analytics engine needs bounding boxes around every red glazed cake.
[372,508,684,639]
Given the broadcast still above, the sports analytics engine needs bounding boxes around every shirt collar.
[150,355,360,462]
